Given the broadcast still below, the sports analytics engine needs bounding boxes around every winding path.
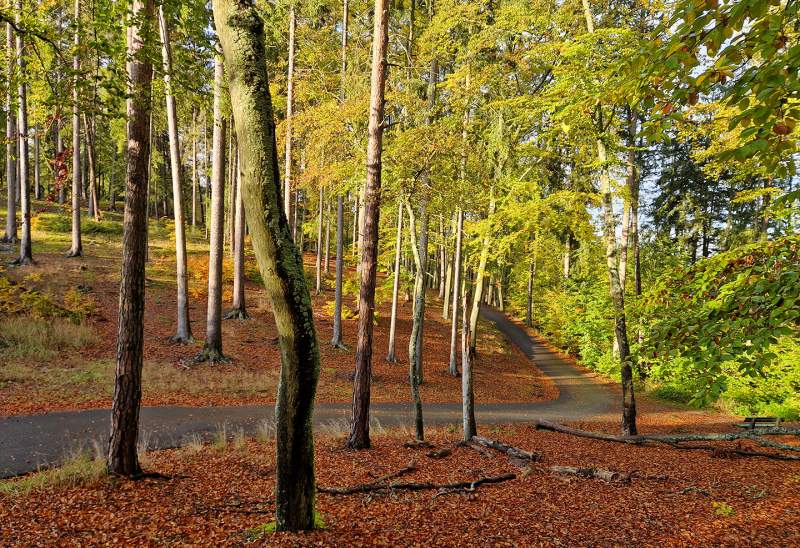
[0,307,614,478]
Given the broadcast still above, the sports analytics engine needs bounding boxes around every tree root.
[224,308,249,320]
[318,461,417,495]
[190,347,230,365]
[319,471,516,496]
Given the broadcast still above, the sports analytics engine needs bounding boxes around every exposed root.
[224,308,250,320]
[318,461,417,495]
[319,472,516,496]
[191,347,230,365]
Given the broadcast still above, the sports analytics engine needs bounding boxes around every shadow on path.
[0,306,615,478]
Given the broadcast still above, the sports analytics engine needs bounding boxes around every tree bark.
[315,185,324,294]
[462,282,476,440]
[386,202,403,363]
[324,198,331,274]
[448,208,463,376]
[158,5,193,343]
[67,0,82,257]
[192,108,199,228]
[283,3,296,234]
[82,114,100,221]
[442,214,454,319]
[468,191,495,354]
[4,23,18,244]
[347,0,389,450]
[33,128,40,200]
[15,2,32,264]
[226,148,248,320]
[56,121,65,205]
[405,201,425,441]
[197,54,227,363]
[214,0,321,531]
[107,0,154,477]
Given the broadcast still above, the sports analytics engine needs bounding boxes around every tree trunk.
[324,198,331,274]
[14,4,32,264]
[83,114,100,222]
[158,4,193,343]
[331,193,345,348]
[468,191,495,354]
[562,232,571,280]
[33,128,40,200]
[386,202,403,363]
[525,259,535,327]
[448,207,463,376]
[56,121,65,205]
[226,148,248,320]
[4,23,17,244]
[192,108,198,228]
[213,0,321,530]
[442,213,454,319]
[67,0,82,257]
[283,3,296,233]
[107,0,154,477]
[315,186,324,294]
[198,55,227,362]
[462,282,476,439]
[347,0,389,450]
[405,201,426,442]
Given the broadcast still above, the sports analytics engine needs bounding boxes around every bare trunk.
[226,149,248,320]
[67,0,82,257]
[324,198,331,274]
[525,259,535,327]
[347,0,389,450]
[461,282,476,439]
[315,186,324,294]
[468,191,495,353]
[83,114,100,222]
[158,5,193,343]
[386,202,403,363]
[192,108,198,228]
[33,128,40,200]
[331,193,345,348]
[197,54,227,363]
[14,4,32,264]
[448,207,463,376]
[562,232,571,280]
[442,213,454,319]
[56,122,65,205]
[405,201,426,441]
[107,0,154,476]
[283,3,296,234]
[214,0,321,530]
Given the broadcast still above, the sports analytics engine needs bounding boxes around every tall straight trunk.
[448,207,463,376]
[347,0,389,450]
[442,213,455,319]
[107,0,154,476]
[405,201,425,441]
[56,122,65,205]
[525,259,535,327]
[315,185,324,294]
[192,108,198,228]
[386,202,403,363]
[109,146,117,210]
[583,0,636,435]
[226,148,248,319]
[15,2,32,264]
[214,0,321,530]
[562,232,571,279]
[468,191,495,353]
[4,23,17,244]
[283,3,296,233]
[197,54,227,363]
[158,4,193,343]
[83,114,100,221]
[67,0,82,257]
[351,193,357,254]
[324,198,331,274]
[33,128,40,200]
[331,193,345,348]
[461,282,476,439]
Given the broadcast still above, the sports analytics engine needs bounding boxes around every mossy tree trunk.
[107,0,154,477]
[213,0,321,531]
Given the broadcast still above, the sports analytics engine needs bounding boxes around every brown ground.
[0,228,557,417]
[1,417,798,546]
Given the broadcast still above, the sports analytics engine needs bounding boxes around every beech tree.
[66,0,82,258]
[3,22,17,244]
[213,0,320,530]
[226,149,248,320]
[14,0,32,265]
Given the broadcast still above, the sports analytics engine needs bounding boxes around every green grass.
[0,317,97,360]
[0,450,106,498]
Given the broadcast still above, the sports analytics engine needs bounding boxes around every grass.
[0,449,106,498]
[0,317,97,360]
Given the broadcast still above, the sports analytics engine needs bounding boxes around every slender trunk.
[14,5,31,263]
[448,207,463,376]
[56,122,65,205]
[405,201,425,441]
[315,186,324,294]
[563,232,571,279]
[226,148,248,319]
[107,0,154,477]
[33,128,40,200]
[83,114,100,221]
[525,259,535,327]
[468,191,495,353]
[442,213,454,319]
[461,282,476,440]
[386,202,403,363]
[214,0,320,530]
[158,5,193,343]
[331,193,345,347]
[110,147,117,210]
[351,193,357,254]
[192,108,198,228]
[67,0,82,257]
[324,198,331,274]
[347,0,389,450]
[283,3,296,233]
[198,54,227,362]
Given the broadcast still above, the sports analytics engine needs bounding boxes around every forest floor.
[0,201,556,417]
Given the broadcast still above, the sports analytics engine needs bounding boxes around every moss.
[244,511,326,540]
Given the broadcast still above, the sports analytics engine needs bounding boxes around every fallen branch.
[470,436,541,462]
[549,465,630,483]
[426,448,452,459]
[751,436,800,453]
[318,462,417,495]
[319,473,516,495]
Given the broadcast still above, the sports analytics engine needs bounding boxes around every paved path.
[0,307,614,478]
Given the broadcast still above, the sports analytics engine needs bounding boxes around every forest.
[0,0,798,544]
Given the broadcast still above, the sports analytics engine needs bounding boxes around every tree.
[347,0,389,450]
[213,0,320,531]
[226,148,248,320]
[386,203,403,363]
[3,22,17,244]
[107,0,154,477]
[448,207,463,375]
[283,2,296,234]
[196,53,227,364]
[66,0,82,258]
[14,0,32,265]
[158,4,193,344]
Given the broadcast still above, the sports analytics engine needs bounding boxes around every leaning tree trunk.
[330,0,349,349]
[197,54,227,363]
[405,201,426,441]
[107,0,154,477]
[4,22,18,244]
[15,2,33,265]
[213,0,321,531]
[67,0,82,257]
[283,3,296,233]
[158,5,193,343]
[386,202,403,363]
[347,0,389,450]
[448,207,463,376]
[467,191,495,354]
[226,149,248,320]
